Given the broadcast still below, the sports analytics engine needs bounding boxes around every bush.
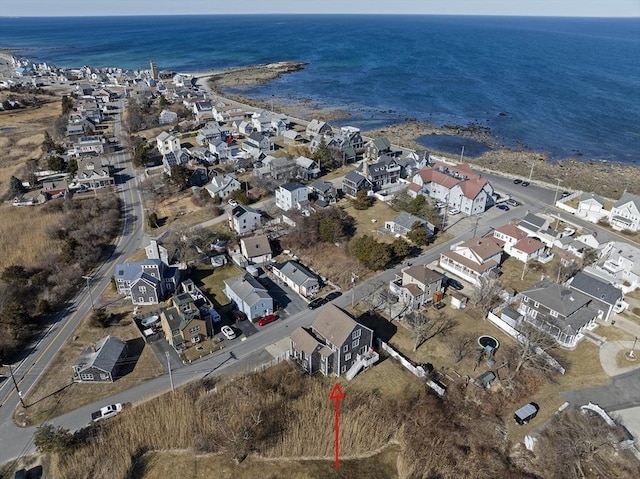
[34,424,75,453]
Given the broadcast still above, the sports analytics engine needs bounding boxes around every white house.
[509,237,546,263]
[272,260,320,298]
[609,191,640,232]
[587,241,640,293]
[576,193,608,223]
[228,205,262,235]
[240,235,273,264]
[156,131,181,155]
[223,274,273,320]
[205,174,241,199]
[242,132,274,159]
[439,237,503,286]
[276,182,309,212]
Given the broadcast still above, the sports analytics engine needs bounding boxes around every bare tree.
[451,332,476,363]
[406,309,457,352]
[471,276,503,313]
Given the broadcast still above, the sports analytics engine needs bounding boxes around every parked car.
[435,201,445,208]
[308,297,326,310]
[432,301,446,310]
[91,403,123,422]
[496,204,510,211]
[446,278,464,290]
[221,325,236,340]
[232,310,246,322]
[506,198,520,207]
[561,191,571,198]
[521,181,530,187]
[257,314,278,327]
[514,402,539,425]
[324,291,342,302]
[228,199,239,207]
[448,208,460,215]
[513,178,522,184]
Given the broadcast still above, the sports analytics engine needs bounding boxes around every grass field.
[189,264,243,309]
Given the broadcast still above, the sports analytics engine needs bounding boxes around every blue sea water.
[1,15,639,164]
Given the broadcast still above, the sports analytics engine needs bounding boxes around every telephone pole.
[351,272,359,308]
[3,363,26,408]
[82,275,95,310]
[166,352,174,392]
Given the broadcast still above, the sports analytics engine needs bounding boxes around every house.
[305,119,333,139]
[242,132,274,159]
[272,260,320,298]
[205,174,241,199]
[309,179,337,207]
[223,273,274,320]
[189,166,210,187]
[518,279,600,348]
[156,131,181,155]
[66,118,96,137]
[342,171,371,198]
[193,101,213,122]
[450,291,469,310]
[159,109,178,125]
[160,292,212,351]
[361,154,401,190]
[567,271,624,322]
[228,204,262,235]
[389,264,444,309]
[74,157,114,189]
[40,178,69,199]
[276,182,309,212]
[162,149,190,175]
[295,156,321,180]
[509,237,547,263]
[385,212,435,241]
[72,336,128,382]
[586,241,640,293]
[493,224,528,249]
[290,304,375,377]
[516,213,559,248]
[234,120,255,136]
[240,235,273,264]
[364,137,392,160]
[609,191,640,232]
[69,135,105,157]
[283,129,303,144]
[196,124,230,146]
[439,237,503,286]
[576,193,608,223]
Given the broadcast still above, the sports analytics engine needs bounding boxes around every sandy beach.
[193,62,640,198]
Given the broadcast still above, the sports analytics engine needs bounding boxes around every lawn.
[499,256,561,294]
[182,337,225,363]
[15,304,164,427]
[342,200,398,242]
[189,263,243,309]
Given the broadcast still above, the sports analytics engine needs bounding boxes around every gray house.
[115,259,180,305]
[73,336,128,382]
[290,304,375,377]
[567,271,623,322]
[342,171,371,198]
[223,273,274,320]
[272,260,320,298]
[385,212,435,241]
[242,132,274,159]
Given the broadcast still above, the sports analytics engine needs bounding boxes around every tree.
[349,235,392,270]
[169,164,191,191]
[351,189,374,210]
[89,308,110,328]
[391,237,412,259]
[61,95,74,115]
[582,247,598,266]
[228,189,249,205]
[451,332,476,363]
[42,130,56,154]
[47,155,65,172]
[406,221,431,246]
[312,136,333,172]
[147,211,159,229]
[9,176,25,196]
[1,265,30,285]
[34,424,75,453]
[406,310,457,351]
[471,276,503,313]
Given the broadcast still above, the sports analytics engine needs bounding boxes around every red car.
[257,314,277,327]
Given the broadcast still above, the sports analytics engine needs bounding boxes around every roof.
[579,192,605,205]
[115,259,162,283]
[404,265,444,286]
[343,171,367,185]
[241,235,272,258]
[281,181,306,192]
[75,335,127,374]
[231,204,260,218]
[459,237,503,260]
[224,273,271,307]
[441,250,498,274]
[494,224,528,240]
[613,191,640,211]
[391,211,426,230]
[458,177,488,199]
[273,260,318,287]
[513,237,545,254]
[310,179,334,194]
[295,156,317,169]
[290,327,324,355]
[521,279,592,318]
[568,271,623,306]
[518,213,548,232]
[369,137,391,151]
[312,304,366,347]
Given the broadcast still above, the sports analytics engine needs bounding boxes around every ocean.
[1,14,639,164]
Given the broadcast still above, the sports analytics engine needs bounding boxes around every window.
[343,345,348,352]
[345,352,352,361]
[550,310,558,318]
[523,296,528,303]
[80,373,93,380]
[138,297,144,303]
[149,297,153,302]
[139,286,147,294]
[352,329,362,340]
[534,301,539,308]
[352,339,360,349]
[189,325,200,334]
[341,365,347,373]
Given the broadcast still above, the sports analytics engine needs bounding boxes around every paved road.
[0,96,147,465]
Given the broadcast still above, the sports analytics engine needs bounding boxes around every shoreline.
[192,64,640,198]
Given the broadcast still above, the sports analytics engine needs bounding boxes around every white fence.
[376,338,446,396]
[252,351,290,373]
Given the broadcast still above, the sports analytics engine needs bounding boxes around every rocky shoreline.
[198,61,639,199]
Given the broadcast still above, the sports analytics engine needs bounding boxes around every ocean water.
[1,15,639,164]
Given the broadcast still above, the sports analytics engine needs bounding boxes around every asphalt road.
[0,97,148,464]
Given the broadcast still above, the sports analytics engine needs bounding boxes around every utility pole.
[460,145,465,163]
[553,178,563,204]
[166,352,174,392]
[351,272,359,308]
[4,363,26,408]
[82,275,95,310]
[472,216,480,237]
[528,162,535,181]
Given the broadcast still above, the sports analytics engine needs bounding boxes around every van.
[514,402,539,425]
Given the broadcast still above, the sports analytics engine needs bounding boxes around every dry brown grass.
[342,200,398,241]
[16,308,164,426]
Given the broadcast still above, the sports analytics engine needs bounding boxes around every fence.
[376,338,446,396]
[252,351,290,373]
[554,190,582,214]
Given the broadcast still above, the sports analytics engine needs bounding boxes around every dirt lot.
[15,296,164,427]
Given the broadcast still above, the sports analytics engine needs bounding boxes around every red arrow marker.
[329,383,345,469]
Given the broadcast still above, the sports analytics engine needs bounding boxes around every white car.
[228,199,239,207]
[91,403,123,422]
[448,208,460,215]
[221,325,236,340]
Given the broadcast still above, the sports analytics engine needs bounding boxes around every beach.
[194,63,640,198]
